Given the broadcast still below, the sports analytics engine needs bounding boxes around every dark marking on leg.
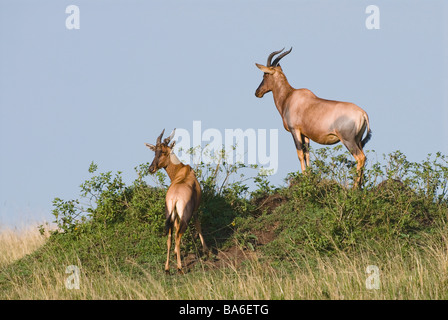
[291,128,306,172]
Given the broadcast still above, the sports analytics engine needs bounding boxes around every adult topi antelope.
[145,129,208,273]
[255,48,372,188]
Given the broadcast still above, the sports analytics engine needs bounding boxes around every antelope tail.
[360,113,372,149]
[165,206,175,235]
[164,204,188,235]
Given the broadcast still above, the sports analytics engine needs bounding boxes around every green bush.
[256,147,448,262]
[49,146,265,257]
[46,145,448,274]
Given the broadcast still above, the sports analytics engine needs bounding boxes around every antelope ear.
[145,143,156,151]
[169,141,176,150]
[255,63,275,74]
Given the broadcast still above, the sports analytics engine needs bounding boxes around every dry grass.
[2,236,448,299]
[0,224,50,268]
[1,223,448,299]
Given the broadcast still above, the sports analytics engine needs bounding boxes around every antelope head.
[145,128,176,174]
[255,47,292,98]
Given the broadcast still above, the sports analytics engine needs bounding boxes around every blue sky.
[1,0,447,227]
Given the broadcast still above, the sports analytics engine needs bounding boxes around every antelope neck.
[164,161,185,182]
[272,76,294,114]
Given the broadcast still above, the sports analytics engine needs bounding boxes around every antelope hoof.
[177,268,184,275]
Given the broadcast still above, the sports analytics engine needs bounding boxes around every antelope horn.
[266,48,284,67]
[272,47,292,67]
[156,129,165,144]
[163,128,176,145]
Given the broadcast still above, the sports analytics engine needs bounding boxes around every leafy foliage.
[45,145,448,275]
[254,147,448,261]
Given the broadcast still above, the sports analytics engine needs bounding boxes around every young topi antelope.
[255,48,372,188]
[145,129,208,273]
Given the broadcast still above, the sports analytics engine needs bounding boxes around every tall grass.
[0,224,49,268]
[2,231,447,299]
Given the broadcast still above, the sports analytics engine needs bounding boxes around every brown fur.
[146,129,208,273]
[255,49,371,188]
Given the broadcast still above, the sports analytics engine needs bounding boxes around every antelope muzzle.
[255,82,267,98]
[149,156,159,174]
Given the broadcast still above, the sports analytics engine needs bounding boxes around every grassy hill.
[1,147,447,299]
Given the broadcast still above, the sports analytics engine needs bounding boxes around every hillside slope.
[1,148,447,299]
